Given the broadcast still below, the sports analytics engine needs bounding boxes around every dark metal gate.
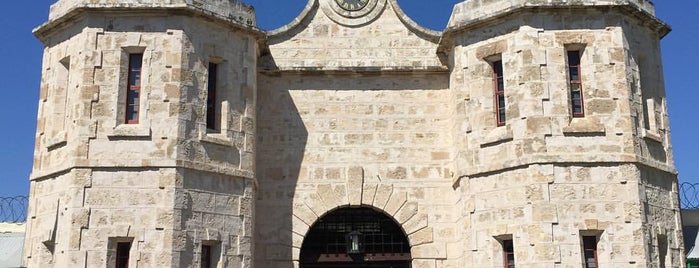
[300,207,412,268]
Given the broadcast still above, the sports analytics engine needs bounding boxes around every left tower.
[26,0,262,267]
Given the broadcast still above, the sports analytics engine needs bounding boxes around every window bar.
[567,50,585,117]
[503,239,515,268]
[116,242,131,268]
[206,62,218,131]
[493,60,506,126]
[583,236,598,268]
[125,54,143,124]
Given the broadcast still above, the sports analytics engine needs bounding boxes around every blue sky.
[0,1,696,197]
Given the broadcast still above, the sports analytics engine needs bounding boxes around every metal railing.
[0,196,28,223]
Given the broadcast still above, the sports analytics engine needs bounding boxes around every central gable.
[260,0,446,72]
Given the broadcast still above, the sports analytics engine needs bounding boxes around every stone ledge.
[29,159,255,181]
[480,126,513,148]
[107,124,152,139]
[42,131,68,150]
[641,128,664,143]
[562,118,606,136]
[260,65,450,75]
[199,133,235,147]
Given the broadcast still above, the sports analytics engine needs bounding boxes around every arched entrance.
[300,207,412,268]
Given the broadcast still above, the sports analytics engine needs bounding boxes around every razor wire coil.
[0,196,28,223]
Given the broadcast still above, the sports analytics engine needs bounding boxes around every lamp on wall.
[346,231,364,254]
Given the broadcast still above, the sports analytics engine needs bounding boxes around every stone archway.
[289,167,443,264]
[299,207,412,268]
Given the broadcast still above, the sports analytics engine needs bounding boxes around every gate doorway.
[300,207,412,268]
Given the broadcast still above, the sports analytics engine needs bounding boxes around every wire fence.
[681,183,699,210]
[0,196,28,223]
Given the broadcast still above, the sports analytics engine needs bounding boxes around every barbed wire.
[0,196,28,223]
[680,183,699,210]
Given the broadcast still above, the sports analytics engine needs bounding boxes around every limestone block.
[412,243,447,260]
[404,213,429,235]
[409,227,435,246]
[373,184,393,210]
[384,191,407,216]
[396,202,419,224]
[347,169,364,206]
[317,184,345,209]
[361,183,378,206]
[533,204,558,224]
[305,194,330,218]
[412,259,436,268]
[293,203,318,227]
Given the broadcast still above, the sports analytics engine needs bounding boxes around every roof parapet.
[447,0,656,29]
[42,0,257,29]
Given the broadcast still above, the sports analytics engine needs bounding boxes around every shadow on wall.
[255,82,308,265]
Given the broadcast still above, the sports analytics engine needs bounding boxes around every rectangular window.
[503,239,515,268]
[493,60,506,126]
[658,235,668,268]
[206,62,219,131]
[125,54,143,124]
[582,236,598,268]
[201,244,212,268]
[567,50,585,117]
[116,242,131,268]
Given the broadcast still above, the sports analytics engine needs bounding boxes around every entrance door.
[300,207,412,268]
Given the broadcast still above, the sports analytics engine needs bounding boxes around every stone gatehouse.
[25,0,682,267]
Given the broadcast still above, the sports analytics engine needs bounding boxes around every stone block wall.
[447,5,681,268]
[255,72,459,267]
[27,0,683,267]
[27,2,261,267]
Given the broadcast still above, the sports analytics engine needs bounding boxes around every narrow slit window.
[493,60,506,126]
[116,242,131,268]
[658,235,668,268]
[206,62,219,131]
[125,54,143,124]
[503,239,515,268]
[582,236,598,268]
[567,50,585,117]
[201,244,212,268]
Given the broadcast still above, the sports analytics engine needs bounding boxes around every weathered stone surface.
[26,0,682,267]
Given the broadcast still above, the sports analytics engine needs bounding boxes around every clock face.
[335,0,370,11]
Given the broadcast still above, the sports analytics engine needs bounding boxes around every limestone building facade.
[25,0,683,267]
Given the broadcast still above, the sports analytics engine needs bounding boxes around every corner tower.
[443,0,682,266]
[26,0,262,267]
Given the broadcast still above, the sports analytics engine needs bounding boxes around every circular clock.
[322,0,386,26]
[335,0,369,11]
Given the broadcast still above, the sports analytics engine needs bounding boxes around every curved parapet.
[268,0,440,42]
[387,0,441,42]
[267,0,318,38]
[262,0,446,72]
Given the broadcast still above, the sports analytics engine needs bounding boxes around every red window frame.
[503,239,515,268]
[582,236,598,268]
[567,50,585,118]
[116,242,131,268]
[125,54,143,124]
[493,60,506,126]
[206,62,218,131]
